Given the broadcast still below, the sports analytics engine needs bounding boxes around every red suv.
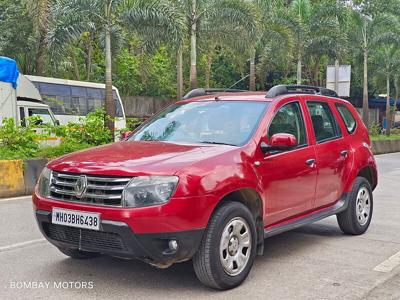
[33,85,377,290]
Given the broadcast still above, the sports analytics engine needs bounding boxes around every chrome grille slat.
[51,179,76,187]
[86,177,131,183]
[50,187,76,196]
[49,171,131,206]
[86,184,126,191]
[55,173,80,180]
[81,193,122,200]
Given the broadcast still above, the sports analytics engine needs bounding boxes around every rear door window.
[307,101,341,143]
[336,103,357,133]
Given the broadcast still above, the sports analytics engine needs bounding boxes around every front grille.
[44,223,128,251]
[50,171,131,206]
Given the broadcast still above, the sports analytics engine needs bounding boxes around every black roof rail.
[182,88,246,100]
[266,85,338,98]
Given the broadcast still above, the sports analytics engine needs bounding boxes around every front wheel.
[193,202,257,290]
[337,177,373,235]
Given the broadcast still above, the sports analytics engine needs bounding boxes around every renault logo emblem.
[74,175,87,198]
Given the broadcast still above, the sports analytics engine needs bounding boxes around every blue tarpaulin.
[0,56,19,89]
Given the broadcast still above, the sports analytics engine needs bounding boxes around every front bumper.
[35,210,204,266]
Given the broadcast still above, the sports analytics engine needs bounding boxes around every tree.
[349,10,374,127]
[26,0,53,75]
[251,0,293,90]
[47,0,183,137]
[369,14,400,135]
[290,0,310,85]
[349,6,399,129]
[179,0,257,90]
[0,0,36,74]
[289,0,348,86]
[200,0,257,89]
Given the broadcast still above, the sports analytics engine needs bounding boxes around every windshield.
[130,101,268,146]
[28,108,55,125]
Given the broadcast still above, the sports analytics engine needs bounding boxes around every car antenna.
[224,74,250,92]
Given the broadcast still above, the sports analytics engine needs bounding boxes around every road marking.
[0,195,31,203]
[0,239,46,253]
[373,250,400,273]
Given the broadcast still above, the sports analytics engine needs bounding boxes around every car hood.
[48,141,236,176]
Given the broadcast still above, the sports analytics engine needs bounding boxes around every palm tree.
[200,0,258,89]
[179,0,257,90]
[305,1,348,86]
[47,0,184,138]
[349,9,399,128]
[25,0,53,75]
[289,0,348,86]
[251,0,293,90]
[369,14,400,135]
[290,0,310,85]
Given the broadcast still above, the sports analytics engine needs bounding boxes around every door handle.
[305,159,316,166]
[340,150,349,157]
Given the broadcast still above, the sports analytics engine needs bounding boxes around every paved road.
[1,153,400,300]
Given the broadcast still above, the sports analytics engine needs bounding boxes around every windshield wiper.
[199,141,237,146]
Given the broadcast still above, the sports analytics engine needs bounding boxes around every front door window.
[268,101,307,147]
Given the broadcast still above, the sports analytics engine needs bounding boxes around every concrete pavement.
[1,153,400,299]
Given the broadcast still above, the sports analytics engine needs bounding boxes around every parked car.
[33,85,377,290]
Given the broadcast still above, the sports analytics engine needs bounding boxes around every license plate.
[52,208,100,230]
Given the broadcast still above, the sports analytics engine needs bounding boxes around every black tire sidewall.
[207,202,257,289]
[348,178,373,233]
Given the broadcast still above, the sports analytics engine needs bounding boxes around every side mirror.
[55,120,60,126]
[260,133,297,154]
[121,131,132,140]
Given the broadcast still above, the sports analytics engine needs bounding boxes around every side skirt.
[264,193,349,238]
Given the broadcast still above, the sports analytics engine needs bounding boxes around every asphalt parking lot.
[1,153,400,300]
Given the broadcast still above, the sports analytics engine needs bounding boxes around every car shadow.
[50,221,345,293]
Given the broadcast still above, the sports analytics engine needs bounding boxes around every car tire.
[193,201,257,290]
[336,177,373,235]
[57,247,100,259]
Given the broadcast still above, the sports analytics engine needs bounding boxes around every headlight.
[122,176,179,207]
[37,167,52,197]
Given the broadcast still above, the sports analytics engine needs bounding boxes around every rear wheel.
[193,202,257,290]
[337,177,373,235]
[57,247,100,259]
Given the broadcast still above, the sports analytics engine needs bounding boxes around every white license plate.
[52,208,100,230]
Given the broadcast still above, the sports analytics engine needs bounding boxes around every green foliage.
[124,118,143,131]
[369,123,381,136]
[114,47,176,98]
[370,134,400,141]
[0,118,40,160]
[0,110,111,160]
[36,140,92,159]
[114,49,143,96]
[3,0,400,107]
[55,109,112,146]
[390,128,400,135]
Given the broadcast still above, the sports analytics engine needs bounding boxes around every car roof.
[177,91,273,103]
[177,91,347,104]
